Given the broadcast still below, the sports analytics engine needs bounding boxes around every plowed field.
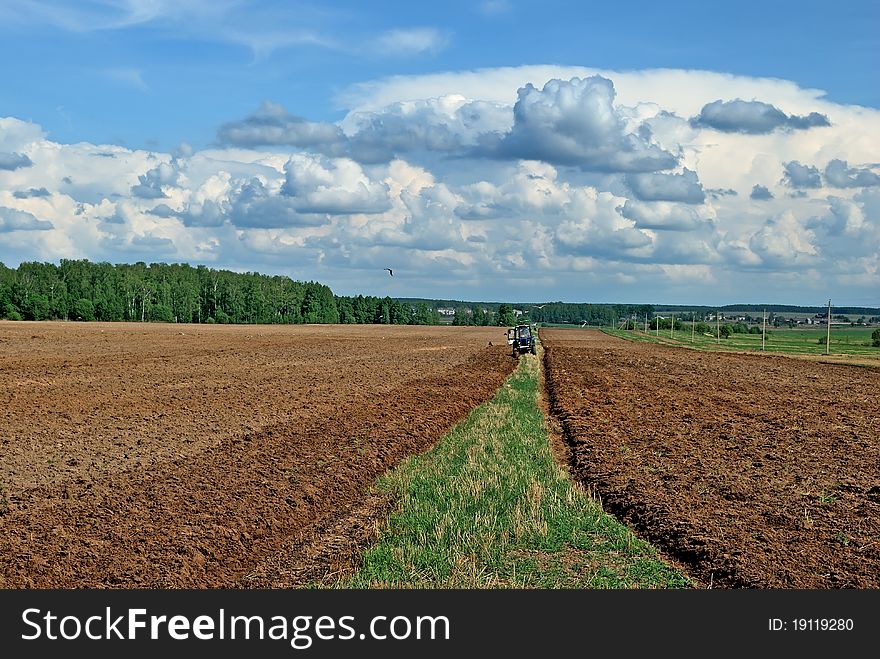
[542,329,880,588]
[0,322,515,588]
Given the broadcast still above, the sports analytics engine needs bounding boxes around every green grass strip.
[340,351,690,589]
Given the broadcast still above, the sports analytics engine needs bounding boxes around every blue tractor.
[507,324,537,357]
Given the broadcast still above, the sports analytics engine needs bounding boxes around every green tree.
[498,303,516,327]
[150,304,175,323]
[373,298,391,324]
[0,263,16,318]
[245,277,265,323]
[72,298,96,321]
[351,295,372,323]
[872,329,880,347]
[452,306,471,326]
[2,302,22,320]
[412,302,433,325]
[21,294,51,320]
[337,298,356,324]
[389,299,409,324]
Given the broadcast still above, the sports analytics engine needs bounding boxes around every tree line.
[3,260,759,330]
[529,302,655,325]
[335,296,442,325]
[0,260,444,326]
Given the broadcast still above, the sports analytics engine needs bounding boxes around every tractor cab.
[509,324,536,356]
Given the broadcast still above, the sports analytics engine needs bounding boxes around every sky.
[1,0,878,306]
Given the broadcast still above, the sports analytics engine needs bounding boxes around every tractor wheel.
[530,343,536,355]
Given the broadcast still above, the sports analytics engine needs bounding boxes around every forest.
[0,260,441,326]
[528,302,655,326]
[0,260,674,328]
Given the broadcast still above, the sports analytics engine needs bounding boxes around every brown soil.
[0,321,515,588]
[541,329,880,589]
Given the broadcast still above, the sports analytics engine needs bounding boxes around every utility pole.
[670,313,674,339]
[762,308,766,351]
[656,315,659,335]
[692,312,695,343]
[716,310,720,344]
[826,298,832,355]
[645,312,648,333]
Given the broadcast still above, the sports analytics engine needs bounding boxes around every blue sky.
[3,1,878,151]
[1,1,879,305]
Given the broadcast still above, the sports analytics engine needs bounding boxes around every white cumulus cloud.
[2,65,878,303]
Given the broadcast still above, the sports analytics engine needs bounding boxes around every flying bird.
[384,268,393,277]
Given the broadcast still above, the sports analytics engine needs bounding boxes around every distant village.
[646,311,880,330]
[697,312,880,327]
[434,306,880,327]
